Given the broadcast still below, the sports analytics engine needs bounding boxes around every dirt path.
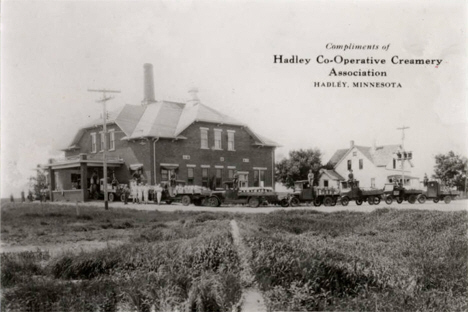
[230,219,267,312]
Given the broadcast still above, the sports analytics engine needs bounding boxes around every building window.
[359,159,363,170]
[347,160,352,170]
[91,133,97,153]
[109,130,115,151]
[353,151,357,156]
[393,159,396,169]
[183,155,190,160]
[228,169,234,179]
[100,132,105,151]
[253,170,265,187]
[243,158,249,163]
[202,168,209,187]
[214,129,222,149]
[200,128,208,149]
[323,179,329,187]
[227,131,235,151]
[187,168,194,185]
[161,169,169,181]
[216,168,222,188]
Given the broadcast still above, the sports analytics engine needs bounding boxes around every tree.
[29,165,48,198]
[432,151,467,191]
[276,148,323,189]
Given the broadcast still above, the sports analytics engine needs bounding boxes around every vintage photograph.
[1,1,467,311]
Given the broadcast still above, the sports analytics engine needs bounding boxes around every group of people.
[125,181,163,205]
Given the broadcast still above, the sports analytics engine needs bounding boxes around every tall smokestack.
[142,63,156,105]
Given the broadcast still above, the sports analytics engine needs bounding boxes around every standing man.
[307,169,314,187]
[232,170,239,189]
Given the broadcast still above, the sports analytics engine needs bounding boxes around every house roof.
[66,101,279,148]
[328,144,402,168]
[320,169,345,181]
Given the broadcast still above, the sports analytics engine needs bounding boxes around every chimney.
[350,140,355,148]
[142,63,156,105]
[186,87,200,108]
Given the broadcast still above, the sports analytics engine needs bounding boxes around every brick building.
[45,64,278,202]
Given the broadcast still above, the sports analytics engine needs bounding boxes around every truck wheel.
[181,195,191,206]
[444,196,452,204]
[331,198,337,206]
[356,198,363,206]
[313,198,322,207]
[120,194,126,202]
[368,196,375,205]
[385,195,393,205]
[108,193,114,202]
[373,197,381,205]
[418,195,427,204]
[289,197,300,207]
[208,196,220,207]
[323,197,333,207]
[280,198,290,207]
[248,197,260,208]
[433,198,440,203]
[408,195,417,204]
[396,197,403,204]
[341,196,350,206]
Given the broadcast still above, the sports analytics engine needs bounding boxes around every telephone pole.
[88,89,120,210]
[397,125,410,186]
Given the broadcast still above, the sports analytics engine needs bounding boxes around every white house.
[325,140,418,189]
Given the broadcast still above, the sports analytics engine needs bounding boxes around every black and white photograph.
[1,0,467,311]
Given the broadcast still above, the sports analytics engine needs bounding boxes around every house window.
[187,168,194,185]
[91,133,97,153]
[323,179,329,187]
[228,169,234,179]
[200,128,208,149]
[161,169,169,181]
[347,160,352,170]
[393,159,396,169]
[216,169,222,188]
[109,130,115,151]
[100,132,105,151]
[371,178,376,188]
[214,129,222,149]
[359,159,363,170]
[353,151,357,156]
[227,131,235,151]
[202,168,209,187]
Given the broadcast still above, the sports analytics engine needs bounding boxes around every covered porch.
[44,153,124,202]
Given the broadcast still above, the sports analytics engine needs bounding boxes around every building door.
[253,170,265,187]
[239,173,248,187]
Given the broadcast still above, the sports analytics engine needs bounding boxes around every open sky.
[1,0,467,196]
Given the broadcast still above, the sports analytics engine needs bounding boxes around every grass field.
[1,203,467,311]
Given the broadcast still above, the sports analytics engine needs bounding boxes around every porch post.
[48,159,55,201]
[80,154,88,202]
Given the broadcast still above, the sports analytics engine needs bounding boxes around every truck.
[288,180,341,207]
[158,181,211,206]
[203,181,288,207]
[417,181,459,204]
[339,180,383,206]
[382,183,422,204]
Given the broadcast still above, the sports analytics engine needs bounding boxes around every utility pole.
[397,125,410,186]
[88,89,120,210]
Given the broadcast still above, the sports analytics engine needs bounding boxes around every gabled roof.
[328,143,402,168]
[65,101,279,149]
[320,169,345,181]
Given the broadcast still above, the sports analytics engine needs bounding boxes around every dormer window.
[91,133,97,153]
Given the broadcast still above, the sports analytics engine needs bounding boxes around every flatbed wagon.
[203,182,288,207]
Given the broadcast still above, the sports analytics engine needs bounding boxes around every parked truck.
[340,180,383,206]
[417,181,459,204]
[382,183,422,204]
[288,180,341,207]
